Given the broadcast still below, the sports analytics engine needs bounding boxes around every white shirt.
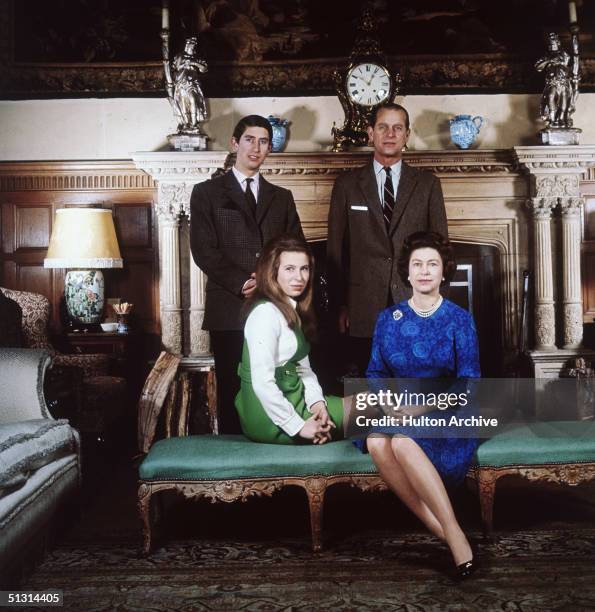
[243,300,326,437]
[232,166,260,203]
[373,159,402,206]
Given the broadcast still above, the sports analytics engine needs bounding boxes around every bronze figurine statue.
[162,30,209,150]
[535,25,581,144]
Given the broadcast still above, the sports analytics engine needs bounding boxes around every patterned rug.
[22,528,595,611]
[19,457,595,611]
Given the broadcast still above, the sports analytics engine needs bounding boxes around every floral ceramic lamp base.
[64,269,105,325]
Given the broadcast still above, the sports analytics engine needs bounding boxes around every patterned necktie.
[383,166,395,230]
[245,177,257,216]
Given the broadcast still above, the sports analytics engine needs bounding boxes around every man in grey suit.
[190,115,304,433]
[327,102,448,374]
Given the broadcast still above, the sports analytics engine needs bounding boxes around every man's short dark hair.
[397,231,456,287]
[232,115,273,143]
[369,103,410,130]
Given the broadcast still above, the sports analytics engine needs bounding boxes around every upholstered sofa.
[0,348,81,585]
[0,288,126,435]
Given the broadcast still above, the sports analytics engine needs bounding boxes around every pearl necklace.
[408,295,443,318]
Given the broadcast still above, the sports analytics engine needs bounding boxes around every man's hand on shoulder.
[241,273,256,298]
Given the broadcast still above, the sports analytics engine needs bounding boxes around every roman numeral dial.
[346,63,391,107]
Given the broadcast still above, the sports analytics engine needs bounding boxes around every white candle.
[569,1,577,24]
[162,2,170,30]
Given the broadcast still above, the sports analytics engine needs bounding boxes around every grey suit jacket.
[190,170,304,331]
[327,161,448,338]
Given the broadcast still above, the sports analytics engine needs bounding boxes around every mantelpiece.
[132,147,595,376]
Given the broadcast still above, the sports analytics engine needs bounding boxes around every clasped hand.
[299,401,335,444]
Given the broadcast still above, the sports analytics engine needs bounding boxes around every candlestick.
[162,1,170,30]
[569,1,577,24]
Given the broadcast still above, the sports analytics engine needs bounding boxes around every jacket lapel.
[389,162,417,235]
[223,171,258,225]
[358,163,385,233]
[255,175,275,224]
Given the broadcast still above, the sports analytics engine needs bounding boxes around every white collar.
[287,297,297,309]
[373,159,402,176]
[232,166,260,186]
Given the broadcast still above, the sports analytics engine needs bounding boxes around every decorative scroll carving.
[137,473,388,554]
[468,462,595,534]
[160,310,183,355]
[559,196,584,215]
[535,303,556,349]
[563,303,584,348]
[517,463,595,486]
[178,480,284,503]
[535,175,579,198]
[526,197,557,218]
[4,57,595,98]
[349,475,388,493]
[159,182,194,218]
[190,316,210,355]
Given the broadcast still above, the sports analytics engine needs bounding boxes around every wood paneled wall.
[0,162,159,335]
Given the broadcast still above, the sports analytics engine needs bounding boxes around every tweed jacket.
[190,170,304,331]
[327,161,448,338]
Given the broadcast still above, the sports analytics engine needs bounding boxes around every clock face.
[346,63,391,107]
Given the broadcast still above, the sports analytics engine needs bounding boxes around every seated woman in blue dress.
[359,231,480,578]
[235,234,343,445]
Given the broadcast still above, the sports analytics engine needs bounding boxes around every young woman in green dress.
[235,234,343,444]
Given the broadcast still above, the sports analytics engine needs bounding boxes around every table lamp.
[44,208,123,325]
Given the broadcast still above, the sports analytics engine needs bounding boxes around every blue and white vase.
[449,115,484,149]
[267,115,290,152]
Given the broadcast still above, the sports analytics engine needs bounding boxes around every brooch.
[392,309,403,321]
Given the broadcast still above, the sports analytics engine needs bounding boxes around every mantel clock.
[331,7,401,152]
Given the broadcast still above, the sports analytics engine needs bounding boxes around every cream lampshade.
[44,208,123,325]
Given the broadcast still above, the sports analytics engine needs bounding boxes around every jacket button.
[392,283,397,289]
[256,252,260,258]
[386,257,392,263]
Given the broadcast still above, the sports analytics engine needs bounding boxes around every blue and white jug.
[449,115,484,149]
[267,115,290,152]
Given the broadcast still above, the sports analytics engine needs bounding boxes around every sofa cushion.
[0,419,77,496]
[139,435,377,481]
[475,421,595,468]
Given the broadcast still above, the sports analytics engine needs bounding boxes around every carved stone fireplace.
[132,147,595,378]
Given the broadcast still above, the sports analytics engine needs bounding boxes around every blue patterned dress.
[355,298,481,487]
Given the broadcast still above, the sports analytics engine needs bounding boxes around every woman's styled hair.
[397,231,456,287]
[245,234,317,340]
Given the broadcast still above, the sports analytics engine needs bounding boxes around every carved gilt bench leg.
[138,483,153,555]
[303,477,328,552]
[476,468,500,536]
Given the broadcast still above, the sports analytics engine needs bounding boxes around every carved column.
[560,195,584,348]
[514,146,595,375]
[132,152,228,357]
[156,186,183,354]
[526,197,557,350]
[189,258,210,355]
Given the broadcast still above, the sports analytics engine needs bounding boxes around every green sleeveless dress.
[235,318,343,445]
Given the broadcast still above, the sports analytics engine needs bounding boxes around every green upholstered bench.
[137,366,595,553]
[467,421,595,534]
[138,435,384,553]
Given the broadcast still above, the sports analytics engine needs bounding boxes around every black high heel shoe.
[455,557,478,579]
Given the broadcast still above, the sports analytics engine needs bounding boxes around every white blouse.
[243,300,326,437]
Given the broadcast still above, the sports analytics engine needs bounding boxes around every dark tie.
[383,166,395,230]
[245,177,257,217]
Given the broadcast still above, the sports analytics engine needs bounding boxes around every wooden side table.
[64,331,136,378]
